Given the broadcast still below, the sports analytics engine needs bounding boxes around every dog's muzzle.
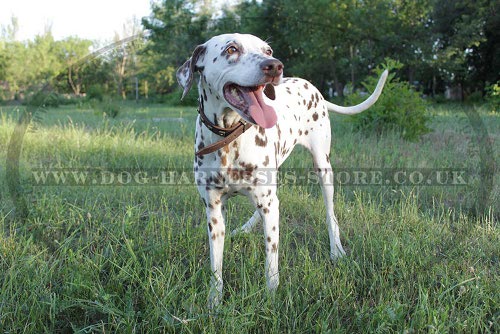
[260,58,284,81]
[222,58,284,129]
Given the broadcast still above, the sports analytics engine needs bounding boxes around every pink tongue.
[247,87,277,128]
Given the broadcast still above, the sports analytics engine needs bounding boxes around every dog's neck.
[198,80,241,129]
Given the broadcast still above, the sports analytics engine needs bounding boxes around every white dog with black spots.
[177,33,388,308]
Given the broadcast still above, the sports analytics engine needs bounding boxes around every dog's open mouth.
[223,84,277,128]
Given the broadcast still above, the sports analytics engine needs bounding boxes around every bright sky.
[0,0,152,41]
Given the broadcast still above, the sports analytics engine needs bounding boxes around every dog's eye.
[265,49,273,56]
[226,46,238,55]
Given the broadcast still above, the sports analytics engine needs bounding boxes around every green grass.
[0,102,498,333]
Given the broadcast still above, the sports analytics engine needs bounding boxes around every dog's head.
[177,33,283,129]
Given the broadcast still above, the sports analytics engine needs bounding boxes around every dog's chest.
[194,122,282,192]
[194,122,277,168]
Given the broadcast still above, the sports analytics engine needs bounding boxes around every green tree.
[56,37,93,95]
[142,0,213,95]
[231,0,390,96]
[108,17,144,99]
[429,0,498,98]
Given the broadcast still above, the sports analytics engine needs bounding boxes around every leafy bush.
[485,81,499,113]
[156,88,198,106]
[90,97,121,118]
[59,94,86,106]
[346,59,430,141]
[25,90,61,108]
[86,84,105,102]
[100,100,121,118]
[432,94,448,104]
[465,91,484,104]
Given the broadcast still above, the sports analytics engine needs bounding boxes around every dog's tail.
[326,70,388,115]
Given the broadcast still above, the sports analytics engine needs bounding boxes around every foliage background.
[0,0,498,104]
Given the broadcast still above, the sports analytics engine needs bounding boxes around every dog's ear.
[176,45,207,100]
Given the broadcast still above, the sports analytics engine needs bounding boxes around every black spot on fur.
[255,135,268,147]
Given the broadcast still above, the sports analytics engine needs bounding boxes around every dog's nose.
[261,59,284,77]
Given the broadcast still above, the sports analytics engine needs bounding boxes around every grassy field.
[0,101,498,333]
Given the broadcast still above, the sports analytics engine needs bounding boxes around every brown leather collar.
[196,101,253,156]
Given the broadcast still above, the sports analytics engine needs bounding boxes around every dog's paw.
[208,289,223,310]
[330,245,347,261]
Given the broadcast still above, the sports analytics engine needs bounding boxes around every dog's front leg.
[254,188,280,291]
[205,195,226,309]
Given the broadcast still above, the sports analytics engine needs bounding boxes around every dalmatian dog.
[177,33,387,308]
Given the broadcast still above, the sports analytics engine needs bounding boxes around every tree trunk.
[116,48,128,99]
[135,76,138,102]
[349,45,355,87]
[432,75,437,97]
[408,66,414,85]
[332,66,343,97]
[68,66,81,95]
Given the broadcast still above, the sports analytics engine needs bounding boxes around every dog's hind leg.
[317,165,346,260]
[308,128,346,260]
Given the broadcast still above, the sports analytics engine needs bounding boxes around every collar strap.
[196,102,253,157]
